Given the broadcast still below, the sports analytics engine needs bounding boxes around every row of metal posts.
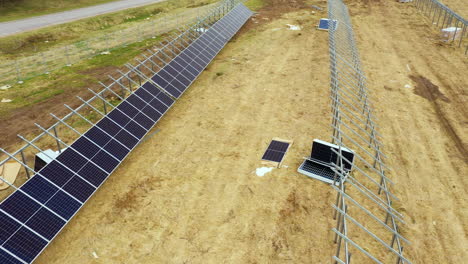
[414,0,467,54]
[328,0,410,263]
[0,0,237,187]
[6,4,217,84]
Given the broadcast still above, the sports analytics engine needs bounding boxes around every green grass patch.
[244,0,266,11]
[0,0,121,23]
[0,34,165,118]
[0,0,217,58]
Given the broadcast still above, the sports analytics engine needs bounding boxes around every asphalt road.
[0,0,167,37]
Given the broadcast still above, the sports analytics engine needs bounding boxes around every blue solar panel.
[134,112,154,130]
[3,227,47,263]
[96,117,121,136]
[45,190,81,220]
[91,151,120,173]
[171,57,187,72]
[56,149,87,172]
[141,104,162,120]
[103,139,129,160]
[115,129,139,149]
[0,211,21,244]
[77,162,109,187]
[25,207,65,241]
[168,79,186,94]
[149,99,169,115]
[40,161,74,187]
[72,137,100,159]
[0,248,23,264]
[1,192,41,223]
[318,18,330,30]
[126,94,147,110]
[107,108,131,127]
[134,86,154,102]
[116,101,139,119]
[21,175,58,204]
[62,176,95,203]
[85,126,112,146]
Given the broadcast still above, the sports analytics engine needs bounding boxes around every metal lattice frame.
[328,0,411,263]
[0,0,242,194]
[414,0,468,54]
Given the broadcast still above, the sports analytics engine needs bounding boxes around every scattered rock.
[256,167,274,177]
[286,24,301,30]
[0,85,12,91]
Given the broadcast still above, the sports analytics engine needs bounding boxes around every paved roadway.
[0,0,167,37]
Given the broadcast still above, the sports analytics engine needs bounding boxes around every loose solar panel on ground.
[262,140,291,163]
[0,3,252,263]
[318,18,339,31]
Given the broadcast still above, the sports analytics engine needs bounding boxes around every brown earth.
[2,0,467,263]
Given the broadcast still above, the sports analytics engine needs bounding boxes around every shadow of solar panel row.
[0,3,252,264]
[151,4,253,99]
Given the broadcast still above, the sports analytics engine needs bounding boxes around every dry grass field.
[2,0,467,263]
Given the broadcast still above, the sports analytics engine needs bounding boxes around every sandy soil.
[347,0,468,262]
[14,0,468,263]
[438,0,468,17]
[36,2,339,263]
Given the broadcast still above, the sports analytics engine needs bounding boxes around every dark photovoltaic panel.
[0,3,253,263]
[152,4,253,98]
[261,140,291,163]
[311,141,354,171]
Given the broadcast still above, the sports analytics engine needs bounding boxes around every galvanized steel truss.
[328,0,411,263]
[414,0,468,54]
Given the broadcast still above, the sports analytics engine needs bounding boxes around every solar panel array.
[0,3,253,264]
[152,4,253,99]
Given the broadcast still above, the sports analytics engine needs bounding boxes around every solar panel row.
[0,3,253,263]
[152,4,253,98]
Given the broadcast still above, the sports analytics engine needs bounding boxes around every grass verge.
[0,0,122,23]
[0,0,217,58]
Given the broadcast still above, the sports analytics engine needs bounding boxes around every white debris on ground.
[92,251,99,259]
[1,99,12,103]
[100,51,111,55]
[255,167,274,177]
[196,28,207,33]
[404,84,412,89]
[0,85,12,91]
[286,24,301,30]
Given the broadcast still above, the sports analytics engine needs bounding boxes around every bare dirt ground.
[10,0,468,263]
[438,0,467,17]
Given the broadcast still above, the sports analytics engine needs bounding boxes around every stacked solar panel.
[0,3,253,263]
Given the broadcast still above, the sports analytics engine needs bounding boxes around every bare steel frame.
[328,0,411,263]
